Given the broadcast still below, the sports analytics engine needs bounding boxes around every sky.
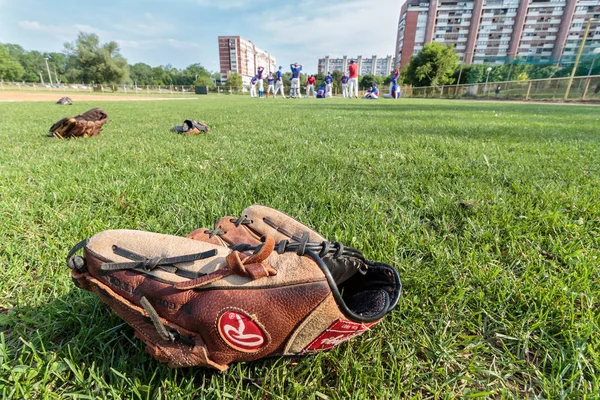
[0,0,402,75]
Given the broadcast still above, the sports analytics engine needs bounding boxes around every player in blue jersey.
[324,72,333,98]
[290,63,302,98]
[266,72,275,97]
[274,66,285,98]
[316,83,326,98]
[250,76,257,98]
[391,82,400,99]
[389,68,399,97]
[256,66,265,98]
[363,83,379,99]
[341,73,349,98]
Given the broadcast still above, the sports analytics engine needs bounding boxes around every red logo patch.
[303,319,379,352]
[218,311,267,353]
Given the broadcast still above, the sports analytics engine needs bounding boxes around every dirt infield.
[0,92,197,102]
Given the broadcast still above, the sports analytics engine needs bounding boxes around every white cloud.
[19,20,112,42]
[194,0,248,10]
[116,38,202,50]
[112,13,176,37]
[253,0,400,72]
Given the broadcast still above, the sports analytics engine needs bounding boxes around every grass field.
[0,97,599,399]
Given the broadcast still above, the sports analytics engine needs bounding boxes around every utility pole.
[564,18,598,100]
[45,58,54,86]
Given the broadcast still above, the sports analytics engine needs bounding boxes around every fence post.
[440,85,444,98]
[525,81,532,101]
[582,78,591,100]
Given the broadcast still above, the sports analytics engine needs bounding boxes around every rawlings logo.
[303,319,380,352]
[218,311,267,352]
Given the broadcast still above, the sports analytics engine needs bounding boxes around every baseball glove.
[56,97,73,105]
[48,108,108,138]
[66,206,401,370]
[172,120,210,134]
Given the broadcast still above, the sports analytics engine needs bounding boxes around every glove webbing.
[101,246,217,279]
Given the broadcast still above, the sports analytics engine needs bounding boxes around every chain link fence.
[0,82,197,95]
[3,76,599,101]
[409,75,600,102]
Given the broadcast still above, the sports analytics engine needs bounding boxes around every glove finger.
[239,205,326,243]
[187,216,263,247]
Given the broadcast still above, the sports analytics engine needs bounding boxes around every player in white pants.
[266,73,275,97]
[324,72,333,98]
[348,59,359,98]
[290,63,302,98]
[274,66,285,98]
[250,76,257,98]
[341,73,349,98]
[256,66,265,98]
[305,75,316,97]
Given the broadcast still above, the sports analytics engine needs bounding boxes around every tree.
[183,63,211,85]
[226,72,242,90]
[0,45,24,81]
[360,74,382,89]
[528,65,558,80]
[194,75,214,87]
[331,70,343,93]
[64,32,128,84]
[130,63,153,85]
[406,43,458,87]
[151,66,170,85]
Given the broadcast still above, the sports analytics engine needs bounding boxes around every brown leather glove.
[48,108,108,138]
[67,207,401,370]
[172,119,210,134]
[187,205,366,285]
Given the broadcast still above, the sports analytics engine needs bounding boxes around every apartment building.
[317,55,394,76]
[218,36,277,85]
[395,0,600,67]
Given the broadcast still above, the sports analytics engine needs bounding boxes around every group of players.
[249,60,402,100]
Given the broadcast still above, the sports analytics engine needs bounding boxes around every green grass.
[0,96,599,399]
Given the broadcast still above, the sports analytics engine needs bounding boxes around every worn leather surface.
[187,216,262,247]
[80,247,331,367]
[49,107,108,138]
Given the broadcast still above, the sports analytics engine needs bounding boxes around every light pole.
[485,67,492,96]
[44,58,53,86]
[587,47,600,77]
[564,18,598,100]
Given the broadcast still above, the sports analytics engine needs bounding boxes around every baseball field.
[1,96,599,398]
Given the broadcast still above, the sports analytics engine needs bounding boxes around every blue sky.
[0,0,401,74]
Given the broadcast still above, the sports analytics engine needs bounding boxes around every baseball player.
[348,59,359,98]
[324,72,333,98]
[391,82,400,99]
[250,76,257,98]
[256,66,265,98]
[316,83,326,98]
[305,75,316,97]
[274,66,285,98]
[290,63,302,98]
[363,83,379,99]
[341,72,349,98]
[266,72,275,97]
[389,68,399,96]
